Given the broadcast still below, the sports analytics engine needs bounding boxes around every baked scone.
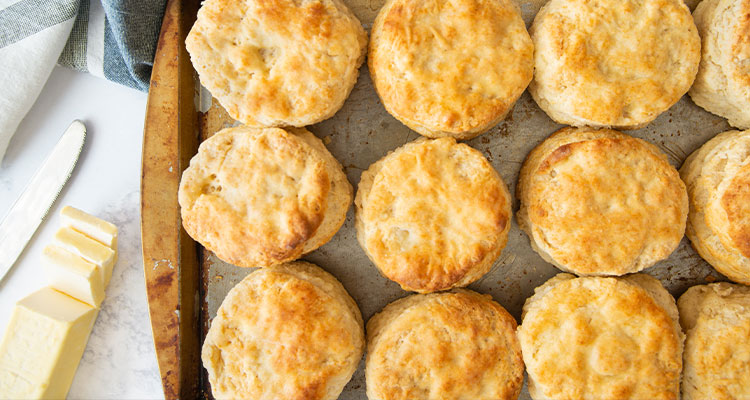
[680,129,750,284]
[185,0,367,127]
[518,273,683,400]
[517,127,688,275]
[366,290,524,400]
[689,0,750,129]
[202,261,364,399]
[355,138,512,292]
[529,0,700,129]
[368,0,533,140]
[678,283,750,400]
[179,126,352,268]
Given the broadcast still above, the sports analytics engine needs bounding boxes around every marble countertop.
[0,67,163,399]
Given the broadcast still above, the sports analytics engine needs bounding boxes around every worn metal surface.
[193,0,728,398]
[141,0,202,398]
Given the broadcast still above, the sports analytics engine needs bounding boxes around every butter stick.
[54,227,115,286]
[43,245,105,308]
[0,288,98,399]
[60,206,118,251]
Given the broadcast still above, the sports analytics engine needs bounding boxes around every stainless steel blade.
[0,120,86,281]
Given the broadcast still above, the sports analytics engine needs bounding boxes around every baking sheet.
[195,0,728,398]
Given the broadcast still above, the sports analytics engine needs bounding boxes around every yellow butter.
[0,287,97,399]
[54,227,115,286]
[60,206,118,251]
[43,245,105,308]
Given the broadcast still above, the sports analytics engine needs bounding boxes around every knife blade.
[0,120,86,281]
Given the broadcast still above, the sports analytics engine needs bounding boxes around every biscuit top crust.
[519,275,683,400]
[519,127,687,275]
[186,0,367,127]
[730,0,750,94]
[369,0,533,138]
[530,0,700,127]
[366,290,523,400]
[357,138,511,292]
[678,283,750,400]
[202,262,364,400]
[178,127,330,268]
[721,165,750,258]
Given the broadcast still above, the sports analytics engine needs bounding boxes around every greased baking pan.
[141,0,729,398]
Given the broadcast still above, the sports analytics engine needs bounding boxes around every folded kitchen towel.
[0,0,167,161]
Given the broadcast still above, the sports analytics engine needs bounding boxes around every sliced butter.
[54,227,115,286]
[0,287,97,399]
[43,245,105,308]
[60,206,118,251]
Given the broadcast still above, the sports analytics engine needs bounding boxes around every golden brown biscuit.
[368,0,533,139]
[518,273,683,400]
[529,0,700,129]
[186,0,367,127]
[366,290,523,400]
[680,129,750,284]
[355,138,511,292]
[517,127,688,275]
[202,261,364,400]
[678,283,750,400]
[689,0,750,129]
[178,126,351,268]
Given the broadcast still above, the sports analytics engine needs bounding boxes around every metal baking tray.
[141,0,728,398]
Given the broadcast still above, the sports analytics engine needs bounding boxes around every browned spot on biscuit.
[538,142,573,172]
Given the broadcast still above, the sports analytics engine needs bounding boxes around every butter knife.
[0,120,86,282]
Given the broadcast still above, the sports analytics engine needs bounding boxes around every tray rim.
[140,0,201,398]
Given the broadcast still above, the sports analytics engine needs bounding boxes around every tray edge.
[140,0,201,398]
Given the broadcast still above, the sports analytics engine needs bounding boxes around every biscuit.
[355,138,511,292]
[678,283,750,400]
[689,0,750,129]
[186,0,367,127]
[178,126,352,268]
[202,261,364,400]
[517,127,688,275]
[519,273,683,400]
[368,0,533,139]
[680,129,750,284]
[529,0,700,129]
[366,290,523,400]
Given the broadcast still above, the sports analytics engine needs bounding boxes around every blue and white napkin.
[0,0,167,160]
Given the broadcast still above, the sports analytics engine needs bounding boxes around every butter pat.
[43,245,105,307]
[0,287,97,399]
[60,206,118,250]
[55,227,115,286]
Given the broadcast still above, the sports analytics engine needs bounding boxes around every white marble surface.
[0,66,163,399]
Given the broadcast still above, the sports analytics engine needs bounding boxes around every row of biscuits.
[179,125,750,289]
[202,261,750,399]
[182,125,749,397]
[186,0,749,140]
[181,0,749,286]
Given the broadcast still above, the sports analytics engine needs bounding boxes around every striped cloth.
[0,0,166,160]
